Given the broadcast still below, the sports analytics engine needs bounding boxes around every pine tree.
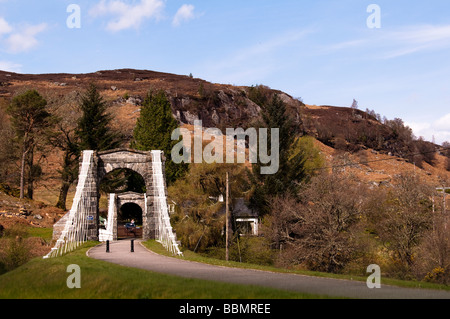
[7,90,54,199]
[74,84,122,199]
[76,83,120,152]
[249,94,307,215]
[132,90,188,185]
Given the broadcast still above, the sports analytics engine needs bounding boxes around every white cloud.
[0,60,22,72]
[5,23,47,53]
[407,114,450,145]
[434,113,450,131]
[172,4,195,27]
[90,0,164,32]
[0,17,13,36]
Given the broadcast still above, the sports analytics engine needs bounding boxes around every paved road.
[87,239,450,299]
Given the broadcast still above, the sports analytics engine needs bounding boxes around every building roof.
[218,198,259,218]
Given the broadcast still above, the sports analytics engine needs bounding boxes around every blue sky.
[1,0,450,144]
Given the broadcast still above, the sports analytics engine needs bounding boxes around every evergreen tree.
[7,90,54,199]
[75,83,120,152]
[74,84,123,198]
[132,90,188,185]
[249,94,307,216]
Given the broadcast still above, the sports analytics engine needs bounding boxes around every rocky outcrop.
[169,88,301,130]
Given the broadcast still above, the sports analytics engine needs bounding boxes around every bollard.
[106,240,110,253]
[131,239,134,253]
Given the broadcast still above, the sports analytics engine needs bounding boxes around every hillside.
[0,68,449,210]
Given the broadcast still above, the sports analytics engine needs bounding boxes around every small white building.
[220,198,259,236]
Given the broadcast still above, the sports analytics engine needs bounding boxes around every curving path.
[87,239,450,299]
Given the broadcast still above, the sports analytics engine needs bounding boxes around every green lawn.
[0,242,330,299]
[26,227,53,242]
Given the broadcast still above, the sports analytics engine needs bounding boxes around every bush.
[413,215,450,285]
[414,137,436,166]
[367,173,434,278]
[203,236,275,266]
[0,237,31,274]
[230,237,275,266]
[3,224,28,238]
[266,173,366,273]
[442,142,450,171]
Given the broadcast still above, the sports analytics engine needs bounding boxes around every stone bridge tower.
[95,148,162,240]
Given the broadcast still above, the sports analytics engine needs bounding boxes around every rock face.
[170,88,301,130]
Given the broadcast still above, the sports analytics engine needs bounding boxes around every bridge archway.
[81,149,166,241]
[104,192,147,240]
[98,149,157,240]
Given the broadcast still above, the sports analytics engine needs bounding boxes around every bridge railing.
[44,151,94,259]
[151,151,183,256]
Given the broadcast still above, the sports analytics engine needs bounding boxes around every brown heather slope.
[0,68,449,214]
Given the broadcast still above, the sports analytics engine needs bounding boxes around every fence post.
[106,240,110,253]
[131,239,134,253]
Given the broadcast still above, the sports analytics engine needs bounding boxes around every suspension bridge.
[44,149,182,259]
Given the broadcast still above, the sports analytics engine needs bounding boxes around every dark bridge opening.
[118,203,143,239]
[98,168,147,239]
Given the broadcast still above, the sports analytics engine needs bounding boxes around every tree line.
[0,84,187,209]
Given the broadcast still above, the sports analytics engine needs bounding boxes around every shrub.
[266,173,366,273]
[368,173,434,277]
[0,237,31,274]
[442,142,450,171]
[413,215,450,285]
[414,137,436,166]
[203,236,275,266]
[230,237,275,266]
[424,268,447,284]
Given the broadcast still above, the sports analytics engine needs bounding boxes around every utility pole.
[225,172,229,262]
[436,187,450,214]
[444,187,447,214]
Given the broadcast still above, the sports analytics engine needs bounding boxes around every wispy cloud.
[199,29,313,84]
[172,4,196,27]
[391,24,450,44]
[380,24,450,59]
[90,0,165,32]
[0,16,47,53]
[0,17,13,36]
[325,24,450,60]
[5,23,47,53]
[0,60,22,72]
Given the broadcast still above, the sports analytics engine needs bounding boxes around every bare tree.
[414,214,450,284]
[368,173,434,276]
[267,172,366,273]
[442,141,450,171]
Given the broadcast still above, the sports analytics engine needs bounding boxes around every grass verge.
[0,242,329,299]
[142,240,450,292]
